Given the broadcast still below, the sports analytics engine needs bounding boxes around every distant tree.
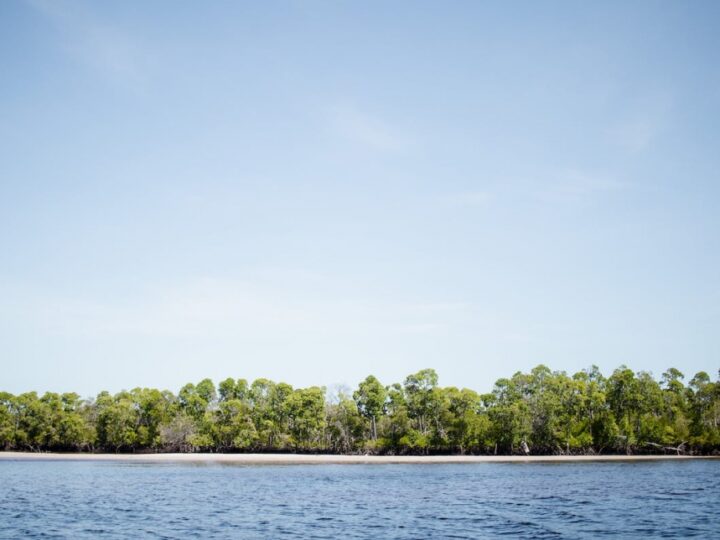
[326,394,364,453]
[159,413,197,452]
[353,375,386,441]
[284,387,326,449]
[404,369,439,437]
[95,391,140,452]
[1,364,718,455]
[0,392,14,449]
[212,399,257,450]
[219,378,249,403]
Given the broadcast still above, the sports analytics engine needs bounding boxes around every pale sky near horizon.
[1,1,719,398]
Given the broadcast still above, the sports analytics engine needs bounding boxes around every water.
[1,460,718,539]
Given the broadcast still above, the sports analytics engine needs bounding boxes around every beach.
[0,452,715,464]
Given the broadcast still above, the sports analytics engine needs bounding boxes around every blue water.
[1,460,718,539]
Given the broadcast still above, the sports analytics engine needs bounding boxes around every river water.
[1,459,718,538]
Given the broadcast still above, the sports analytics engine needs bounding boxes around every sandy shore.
[0,452,716,464]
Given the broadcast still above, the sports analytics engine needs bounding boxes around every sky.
[1,0,719,398]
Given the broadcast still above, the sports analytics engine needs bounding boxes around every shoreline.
[0,452,717,465]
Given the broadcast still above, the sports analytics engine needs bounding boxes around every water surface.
[1,460,718,538]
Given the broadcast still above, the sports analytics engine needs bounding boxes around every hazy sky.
[1,1,719,397]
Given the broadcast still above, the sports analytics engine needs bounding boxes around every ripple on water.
[0,460,718,539]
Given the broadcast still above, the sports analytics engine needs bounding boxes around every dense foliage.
[1,366,719,455]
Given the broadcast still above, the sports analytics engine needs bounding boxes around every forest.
[1,365,719,455]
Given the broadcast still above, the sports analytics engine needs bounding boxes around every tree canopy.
[1,365,718,455]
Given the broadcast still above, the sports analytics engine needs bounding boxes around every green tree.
[353,375,386,441]
[95,391,140,451]
[284,387,326,449]
[326,393,364,453]
[403,368,439,437]
[212,398,257,450]
[0,392,15,449]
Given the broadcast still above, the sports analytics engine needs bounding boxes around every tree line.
[1,365,718,455]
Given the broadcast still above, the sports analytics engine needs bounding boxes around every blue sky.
[1,1,718,397]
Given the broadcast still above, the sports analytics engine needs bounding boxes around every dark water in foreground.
[1,460,718,539]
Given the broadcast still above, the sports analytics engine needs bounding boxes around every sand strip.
[0,452,717,464]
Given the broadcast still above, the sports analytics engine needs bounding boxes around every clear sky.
[1,1,718,397]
